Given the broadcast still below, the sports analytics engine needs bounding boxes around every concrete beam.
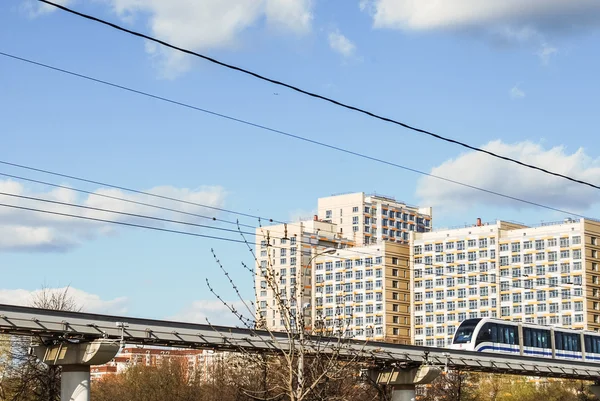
[370,366,442,401]
[370,365,442,385]
[34,339,119,366]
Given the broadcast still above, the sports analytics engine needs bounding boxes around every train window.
[491,325,498,343]
[475,323,492,345]
[556,332,581,352]
[524,329,532,347]
[585,335,600,354]
[454,319,481,344]
[508,326,517,345]
[498,325,505,343]
[586,336,600,354]
[540,330,550,348]
[526,328,550,348]
[583,336,596,354]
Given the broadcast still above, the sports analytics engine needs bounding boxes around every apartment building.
[255,217,354,332]
[91,348,224,381]
[313,241,412,343]
[317,192,433,246]
[411,218,600,348]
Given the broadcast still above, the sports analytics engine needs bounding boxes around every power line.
[0,189,378,259]
[0,189,582,294]
[0,194,580,296]
[0,51,593,222]
[0,196,385,260]
[0,171,257,231]
[0,190,259,238]
[37,0,600,193]
[0,202,246,244]
[0,171,386,259]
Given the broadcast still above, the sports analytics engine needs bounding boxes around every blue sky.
[1,0,600,324]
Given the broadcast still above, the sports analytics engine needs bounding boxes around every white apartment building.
[318,192,432,246]
[313,241,412,343]
[255,217,353,332]
[411,218,600,348]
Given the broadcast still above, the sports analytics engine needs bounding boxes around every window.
[352,206,359,213]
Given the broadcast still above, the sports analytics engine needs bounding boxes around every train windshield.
[453,319,481,344]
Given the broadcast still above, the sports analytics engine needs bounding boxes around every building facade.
[411,218,600,347]
[313,241,412,343]
[317,192,432,246]
[254,217,354,332]
[91,347,224,381]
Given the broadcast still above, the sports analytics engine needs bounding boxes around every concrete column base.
[391,385,416,401]
[61,365,90,401]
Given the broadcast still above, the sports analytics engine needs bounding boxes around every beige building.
[313,241,412,343]
[255,217,353,332]
[317,192,432,246]
[91,347,224,381]
[411,218,600,347]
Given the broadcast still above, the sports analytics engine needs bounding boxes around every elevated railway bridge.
[2,304,600,401]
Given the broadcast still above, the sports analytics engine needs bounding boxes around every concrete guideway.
[2,303,600,401]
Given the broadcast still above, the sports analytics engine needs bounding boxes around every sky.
[1,0,600,326]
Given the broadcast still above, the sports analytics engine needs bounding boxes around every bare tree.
[205,223,382,401]
[0,286,81,401]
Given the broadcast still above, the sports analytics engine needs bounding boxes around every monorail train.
[449,317,600,361]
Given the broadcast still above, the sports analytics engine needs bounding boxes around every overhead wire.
[37,0,600,193]
[0,189,387,258]
[12,2,591,302]
[1,51,597,277]
[0,190,581,293]
[0,181,385,259]
[0,51,595,224]
[0,171,257,230]
[0,202,247,244]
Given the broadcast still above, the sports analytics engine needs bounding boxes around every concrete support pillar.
[369,365,441,401]
[589,385,600,398]
[34,339,119,401]
[391,385,416,401]
[61,365,90,401]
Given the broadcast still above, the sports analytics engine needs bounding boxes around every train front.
[448,318,482,350]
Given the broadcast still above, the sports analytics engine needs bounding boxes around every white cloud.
[22,0,74,17]
[416,140,600,212]
[537,43,558,65]
[361,0,600,56]
[288,208,316,222]
[171,300,252,327]
[363,1,600,32]
[0,287,129,314]
[104,0,313,77]
[328,30,356,58]
[0,180,227,252]
[510,85,525,99]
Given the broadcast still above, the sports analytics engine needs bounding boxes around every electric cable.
[37,0,600,192]
[0,202,246,244]
[0,51,594,223]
